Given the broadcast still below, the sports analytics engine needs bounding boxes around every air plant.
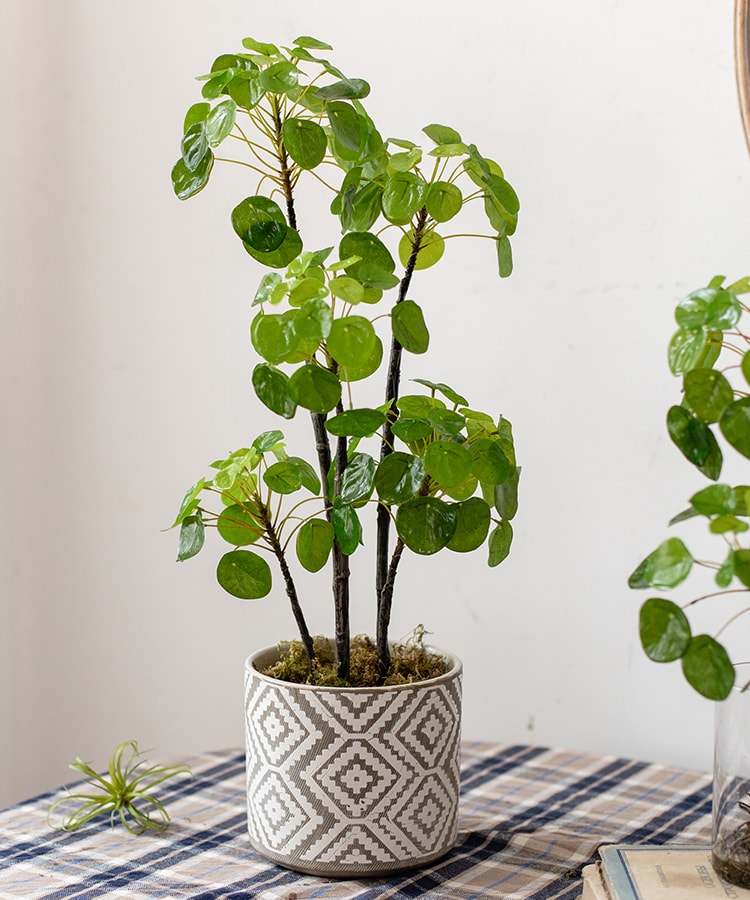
[47,740,192,834]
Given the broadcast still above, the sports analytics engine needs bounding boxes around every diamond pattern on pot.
[245,680,321,768]
[391,771,456,854]
[311,738,401,818]
[312,689,399,734]
[310,823,403,867]
[397,686,459,770]
[248,769,323,853]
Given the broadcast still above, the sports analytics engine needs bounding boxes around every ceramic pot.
[243,642,462,877]
[713,666,750,887]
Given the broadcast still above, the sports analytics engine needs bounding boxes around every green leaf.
[396,497,457,554]
[241,37,281,56]
[399,230,445,271]
[683,368,733,423]
[251,312,298,364]
[293,297,332,342]
[496,235,513,278]
[216,549,272,599]
[252,430,284,453]
[382,172,426,225]
[424,441,473,487]
[205,98,237,146]
[705,289,742,330]
[429,408,466,437]
[668,328,708,376]
[338,336,383,382]
[288,364,341,413]
[720,398,750,459]
[259,60,299,93]
[469,438,511,485]
[252,364,297,419]
[232,196,287,253]
[326,316,377,368]
[326,408,385,437]
[332,500,361,555]
[253,272,284,306]
[315,78,370,100]
[392,417,433,444]
[742,351,750,387]
[172,479,206,527]
[329,276,365,305]
[422,123,462,145]
[217,504,263,545]
[628,537,693,590]
[639,597,691,662]
[296,518,334,572]
[282,118,327,169]
[727,276,750,294]
[446,497,491,552]
[183,102,210,133]
[181,123,209,172]
[488,520,513,566]
[388,148,423,172]
[177,513,205,561]
[244,227,303,269]
[429,142,469,158]
[690,484,735,516]
[224,70,265,110]
[375,452,425,504]
[327,101,363,158]
[494,466,521,520]
[339,232,396,283]
[293,35,334,50]
[340,453,376,504]
[667,405,722,479]
[171,152,214,200]
[681,635,735,700]
[288,457,321,494]
[263,460,302,494]
[392,301,429,354]
[733,548,750,587]
[425,181,462,222]
[716,552,735,588]
[709,515,749,534]
[412,379,468,406]
[485,173,520,216]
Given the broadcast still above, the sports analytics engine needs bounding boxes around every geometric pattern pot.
[244,643,462,877]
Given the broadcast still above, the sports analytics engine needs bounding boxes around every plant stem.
[270,96,297,230]
[375,206,429,676]
[332,393,351,679]
[259,500,315,666]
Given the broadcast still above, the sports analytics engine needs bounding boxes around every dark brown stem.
[260,501,315,666]
[332,396,350,679]
[270,95,297,231]
[375,207,429,675]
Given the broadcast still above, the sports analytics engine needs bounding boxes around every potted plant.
[170,35,521,876]
[628,274,750,886]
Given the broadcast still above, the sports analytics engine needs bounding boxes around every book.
[582,844,750,899]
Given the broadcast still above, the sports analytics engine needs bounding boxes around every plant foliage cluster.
[630,275,750,699]
[171,36,521,683]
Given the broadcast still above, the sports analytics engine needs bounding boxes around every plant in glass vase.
[168,35,521,875]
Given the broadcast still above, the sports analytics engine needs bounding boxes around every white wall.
[1,0,748,808]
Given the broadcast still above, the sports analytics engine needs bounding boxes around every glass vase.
[713,669,750,888]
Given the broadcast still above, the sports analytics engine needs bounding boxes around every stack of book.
[583,844,750,899]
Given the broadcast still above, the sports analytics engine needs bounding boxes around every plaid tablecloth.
[0,742,712,899]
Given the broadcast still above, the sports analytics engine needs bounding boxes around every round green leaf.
[494,466,520,520]
[251,312,299,364]
[423,123,462,145]
[232,196,287,253]
[252,364,297,419]
[329,276,365,305]
[287,457,321,495]
[326,408,385,437]
[326,316,377,368]
[396,497,457,554]
[375,452,425,504]
[710,515,749,534]
[252,430,285,453]
[639,597,691,662]
[690,483,735,516]
[382,172,426,225]
[668,328,708,376]
[338,336,383,382]
[225,70,265,110]
[424,441,473,487]
[217,504,263,545]
[183,102,210,133]
[339,232,396,282]
[216,549,272,599]
[428,408,466,437]
[288,364,341,413]
[293,298,332,342]
[496,235,513,278]
[392,300,429,354]
[332,500,361,555]
[259,60,299,93]
[177,514,205,561]
[181,123,209,173]
[392,417,433,445]
[667,405,723,479]
[282,117,327,169]
[263,460,303,494]
[171,152,214,200]
[683,368,733,423]
[327,101,363,158]
[705,289,742,330]
[412,379,468,406]
[742,351,750,387]
[469,439,511,485]
[296,518,334,572]
[244,227,303,269]
[446,497,491,552]
[733,548,750,587]
[340,453,376,504]
[675,290,709,329]
[206,98,237,146]
[681,635,735,700]
[720,398,750,459]
[628,537,693,590]
[425,181,462,222]
[488,520,513,567]
[444,475,479,502]
[315,78,371,100]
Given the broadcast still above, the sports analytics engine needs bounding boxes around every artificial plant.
[630,275,750,699]
[171,36,521,683]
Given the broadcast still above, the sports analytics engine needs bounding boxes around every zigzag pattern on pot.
[244,671,462,873]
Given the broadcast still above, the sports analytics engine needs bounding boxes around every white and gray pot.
[243,642,463,877]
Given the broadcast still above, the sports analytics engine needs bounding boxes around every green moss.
[262,631,447,687]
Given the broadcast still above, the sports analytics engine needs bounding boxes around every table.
[0,743,712,899]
